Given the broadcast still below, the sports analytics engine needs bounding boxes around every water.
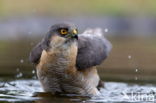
[0,79,156,103]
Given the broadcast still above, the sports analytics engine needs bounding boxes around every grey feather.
[29,28,112,69]
[29,23,77,64]
[29,41,43,64]
[29,32,50,64]
[76,28,112,70]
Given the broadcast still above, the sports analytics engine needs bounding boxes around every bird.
[29,23,112,96]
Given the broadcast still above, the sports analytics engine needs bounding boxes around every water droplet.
[16,72,23,78]
[32,70,35,74]
[20,59,24,63]
[128,55,131,59]
[135,69,138,72]
[32,76,37,79]
[104,28,108,32]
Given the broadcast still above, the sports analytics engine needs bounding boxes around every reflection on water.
[0,79,156,103]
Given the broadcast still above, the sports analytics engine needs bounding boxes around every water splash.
[16,72,23,78]
[20,59,24,63]
[0,80,42,102]
[128,55,132,59]
[89,82,156,103]
[0,80,156,103]
[104,28,108,33]
[32,70,35,74]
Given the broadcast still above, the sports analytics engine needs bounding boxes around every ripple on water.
[0,80,156,103]
[0,80,42,102]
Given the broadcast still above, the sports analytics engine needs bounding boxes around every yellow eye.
[60,29,68,35]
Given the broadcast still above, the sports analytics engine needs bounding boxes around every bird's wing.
[76,28,112,70]
[29,35,49,64]
[29,41,43,64]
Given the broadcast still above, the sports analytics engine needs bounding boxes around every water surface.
[0,78,156,103]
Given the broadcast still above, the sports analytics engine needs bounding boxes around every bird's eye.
[60,29,68,35]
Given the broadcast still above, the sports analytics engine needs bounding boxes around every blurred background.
[0,0,156,83]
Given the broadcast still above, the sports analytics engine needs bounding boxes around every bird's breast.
[36,42,78,75]
[35,42,100,95]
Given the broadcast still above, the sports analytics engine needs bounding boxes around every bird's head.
[42,23,78,50]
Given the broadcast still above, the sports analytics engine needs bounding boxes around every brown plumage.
[29,23,112,96]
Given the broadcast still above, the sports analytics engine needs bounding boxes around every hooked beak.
[72,35,78,40]
[70,29,78,40]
